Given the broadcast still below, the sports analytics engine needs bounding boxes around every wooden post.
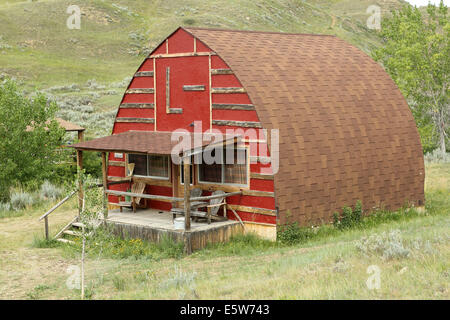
[44,216,49,240]
[77,130,84,142]
[76,150,83,216]
[183,156,191,231]
[101,152,108,219]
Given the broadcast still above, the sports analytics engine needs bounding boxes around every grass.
[0,162,448,299]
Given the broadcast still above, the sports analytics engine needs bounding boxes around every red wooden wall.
[108,28,276,226]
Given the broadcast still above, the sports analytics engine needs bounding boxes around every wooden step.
[63,230,82,237]
[56,238,75,244]
[72,222,86,228]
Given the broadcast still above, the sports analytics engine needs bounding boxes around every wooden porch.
[105,208,243,252]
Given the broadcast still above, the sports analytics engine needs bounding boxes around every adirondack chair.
[118,180,147,213]
[172,190,227,224]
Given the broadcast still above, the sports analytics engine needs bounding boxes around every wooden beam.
[242,190,275,197]
[167,108,183,114]
[227,205,245,229]
[44,216,49,240]
[76,150,83,216]
[120,103,154,109]
[166,67,170,111]
[211,69,233,75]
[183,85,205,91]
[134,71,154,77]
[184,158,191,231]
[250,173,274,180]
[126,88,154,94]
[77,130,84,142]
[115,118,155,123]
[250,156,271,163]
[39,190,78,221]
[212,103,255,111]
[244,221,277,227]
[106,189,183,202]
[150,52,217,58]
[108,161,125,167]
[153,57,157,130]
[211,87,246,94]
[101,152,108,219]
[212,120,262,128]
[190,191,242,201]
[227,204,277,216]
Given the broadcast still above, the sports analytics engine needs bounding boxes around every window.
[128,154,170,180]
[198,147,248,186]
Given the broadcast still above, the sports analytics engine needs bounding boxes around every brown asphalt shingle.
[71,130,239,155]
[185,27,425,225]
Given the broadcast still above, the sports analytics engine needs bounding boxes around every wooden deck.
[105,208,243,253]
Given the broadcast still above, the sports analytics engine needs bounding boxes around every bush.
[355,229,410,260]
[277,222,316,245]
[10,190,33,211]
[39,180,62,201]
[0,202,11,212]
[333,200,363,230]
[424,149,450,163]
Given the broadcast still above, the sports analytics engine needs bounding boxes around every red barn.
[72,27,425,243]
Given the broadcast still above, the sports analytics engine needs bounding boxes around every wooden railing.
[38,181,125,240]
[39,190,78,240]
[105,189,242,204]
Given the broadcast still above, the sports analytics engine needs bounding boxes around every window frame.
[180,161,194,186]
[127,153,171,181]
[197,146,249,188]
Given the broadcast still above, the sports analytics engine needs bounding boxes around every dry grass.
[0,163,448,299]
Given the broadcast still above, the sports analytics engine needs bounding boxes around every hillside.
[0,0,410,137]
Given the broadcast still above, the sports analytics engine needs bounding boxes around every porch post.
[76,149,83,216]
[183,155,191,231]
[101,152,109,219]
[77,130,84,142]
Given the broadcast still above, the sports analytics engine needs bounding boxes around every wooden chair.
[172,190,227,224]
[118,180,147,213]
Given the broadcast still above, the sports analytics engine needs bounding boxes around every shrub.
[277,222,316,245]
[39,180,62,201]
[424,149,450,163]
[10,190,33,211]
[355,229,410,260]
[0,202,11,212]
[162,265,197,290]
[333,200,363,230]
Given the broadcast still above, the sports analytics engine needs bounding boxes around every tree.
[374,1,449,155]
[0,79,65,201]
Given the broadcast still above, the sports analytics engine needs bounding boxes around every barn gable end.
[107,28,278,239]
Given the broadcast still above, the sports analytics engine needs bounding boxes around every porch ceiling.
[69,130,240,155]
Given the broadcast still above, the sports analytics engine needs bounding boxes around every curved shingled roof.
[184,27,425,225]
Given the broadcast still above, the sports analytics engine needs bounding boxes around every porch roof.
[69,130,240,155]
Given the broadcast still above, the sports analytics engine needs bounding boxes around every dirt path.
[0,206,79,299]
